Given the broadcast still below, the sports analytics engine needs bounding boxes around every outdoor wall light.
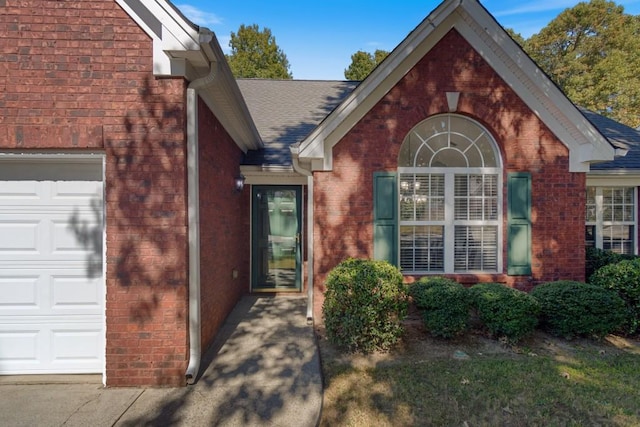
[234,173,246,192]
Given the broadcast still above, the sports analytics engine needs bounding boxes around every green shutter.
[373,172,398,265]
[507,172,532,275]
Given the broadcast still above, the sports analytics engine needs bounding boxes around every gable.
[293,0,617,173]
[116,0,261,152]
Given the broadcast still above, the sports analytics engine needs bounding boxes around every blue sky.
[175,0,640,80]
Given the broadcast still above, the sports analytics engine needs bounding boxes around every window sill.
[403,272,508,285]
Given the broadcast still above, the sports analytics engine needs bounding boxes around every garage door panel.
[0,328,41,367]
[0,158,104,375]
[52,218,101,256]
[0,269,101,315]
[0,181,101,207]
[0,221,41,255]
[0,181,40,199]
[0,274,40,310]
[52,326,103,363]
[0,216,99,261]
[52,181,103,200]
[52,273,103,311]
[0,320,103,374]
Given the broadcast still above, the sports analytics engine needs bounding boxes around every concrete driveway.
[0,295,322,427]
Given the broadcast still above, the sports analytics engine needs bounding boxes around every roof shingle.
[237,79,358,166]
[237,78,640,172]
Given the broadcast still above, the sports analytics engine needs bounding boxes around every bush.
[590,258,640,335]
[586,247,636,280]
[469,283,540,343]
[410,277,470,338]
[531,281,626,338]
[322,258,408,353]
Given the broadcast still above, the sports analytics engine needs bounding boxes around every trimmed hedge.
[586,247,636,280]
[410,277,470,338]
[590,258,640,335]
[531,280,626,338]
[322,258,408,353]
[469,283,540,343]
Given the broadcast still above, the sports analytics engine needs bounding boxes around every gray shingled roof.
[237,78,640,171]
[237,79,358,166]
[580,108,640,171]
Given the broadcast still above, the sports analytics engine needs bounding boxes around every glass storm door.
[252,186,302,291]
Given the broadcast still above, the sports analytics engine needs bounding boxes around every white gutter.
[291,148,315,322]
[185,42,219,384]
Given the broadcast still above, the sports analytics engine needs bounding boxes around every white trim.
[454,4,612,172]
[587,174,640,187]
[241,166,308,186]
[116,0,262,151]
[101,154,107,386]
[115,0,203,76]
[295,0,615,173]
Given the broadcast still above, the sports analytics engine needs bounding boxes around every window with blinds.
[398,114,502,274]
[586,186,636,255]
[454,174,498,271]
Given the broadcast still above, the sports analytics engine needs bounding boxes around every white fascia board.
[587,172,640,187]
[457,1,614,171]
[298,0,614,173]
[116,0,201,76]
[117,0,262,150]
[297,2,458,169]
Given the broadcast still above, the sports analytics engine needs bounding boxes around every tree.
[505,28,526,47]
[524,0,640,127]
[225,24,292,79]
[344,49,390,80]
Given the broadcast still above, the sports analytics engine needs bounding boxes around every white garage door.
[0,158,104,374]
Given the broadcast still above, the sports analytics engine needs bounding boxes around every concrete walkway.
[0,295,322,427]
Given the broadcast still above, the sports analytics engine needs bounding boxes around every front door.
[252,186,302,291]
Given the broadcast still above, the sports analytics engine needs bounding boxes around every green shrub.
[469,283,540,343]
[590,258,640,335]
[531,280,626,338]
[410,277,470,338]
[322,258,408,353]
[586,247,636,280]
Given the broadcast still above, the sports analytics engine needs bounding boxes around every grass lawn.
[317,307,640,427]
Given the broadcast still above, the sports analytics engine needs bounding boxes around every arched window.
[398,114,502,273]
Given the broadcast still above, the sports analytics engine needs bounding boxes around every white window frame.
[586,186,637,255]
[398,114,503,274]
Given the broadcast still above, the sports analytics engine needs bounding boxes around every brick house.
[1,0,639,386]
[0,0,259,386]
[241,0,639,319]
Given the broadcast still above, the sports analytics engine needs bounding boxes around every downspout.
[305,174,314,323]
[291,148,314,322]
[185,60,219,384]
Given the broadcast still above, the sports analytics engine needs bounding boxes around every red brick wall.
[197,97,250,351]
[313,29,585,314]
[0,0,189,386]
